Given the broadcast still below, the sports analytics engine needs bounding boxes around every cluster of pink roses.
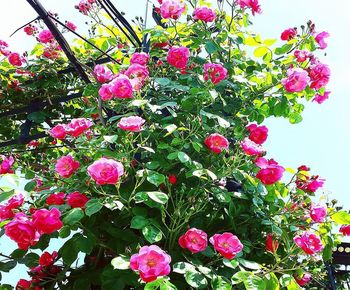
[236,0,261,15]
[46,191,89,208]
[75,0,96,15]
[0,194,24,222]
[50,118,93,139]
[241,123,268,156]
[0,155,15,174]
[296,167,325,193]
[0,41,25,67]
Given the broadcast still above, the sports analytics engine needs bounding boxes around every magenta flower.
[294,50,312,63]
[55,155,80,178]
[255,157,285,185]
[313,91,330,104]
[7,194,24,210]
[160,0,186,20]
[293,231,324,255]
[241,138,265,156]
[310,204,327,223]
[93,65,114,83]
[117,116,145,132]
[130,52,150,66]
[38,29,54,43]
[295,272,312,286]
[204,133,229,154]
[167,46,190,69]
[179,228,208,253]
[280,28,297,41]
[296,175,324,193]
[236,0,261,15]
[125,64,149,82]
[66,21,77,31]
[315,31,330,49]
[204,63,228,85]
[66,118,93,137]
[109,75,133,99]
[210,232,243,259]
[340,225,350,236]
[8,52,23,67]
[66,191,89,208]
[32,208,63,235]
[193,6,216,22]
[130,245,171,282]
[0,155,15,174]
[75,0,93,15]
[282,68,310,93]
[49,124,67,140]
[308,62,330,89]
[99,84,113,101]
[246,123,268,145]
[87,157,124,185]
[46,192,65,206]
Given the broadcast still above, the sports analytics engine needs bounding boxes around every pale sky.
[1,0,349,285]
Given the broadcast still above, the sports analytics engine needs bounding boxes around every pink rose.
[282,68,310,93]
[193,6,216,22]
[125,64,149,82]
[99,84,113,101]
[117,116,145,132]
[0,205,15,222]
[340,225,350,236]
[241,138,265,156]
[160,0,186,20]
[55,155,80,178]
[209,232,243,259]
[203,63,228,84]
[310,204,327,223]
[66,118,93,137]
[294,50,312,63]
[75,0,92,15]
[130,52,150,66]
[293,231,324,255]
[167,46,190,69]
[246,123,268,145]
[130,245,171,282]
[204,133,229,154]
[308,62,330,90]
[39,251,58,267]
[38,29,54,43]
[280,28,297,41]
[24,25,37,36]
[46,192,65,205]
[179,228,208,253]
[236,0,261,15]
[0,155,15,174]
[296,175,324,193]
[8,52,23,66]
[7,194,24,210]
[109,75,133,99]
[32,208,63,235]
[313,91,330,104]
[315,31,330,49]
[16,279,32,290]
[5,213,40,250]
[49,124,67,139]
[87,157,124,185]
[66,21,77,31]
[66,191,89,208]
[295,272,312,286]
[93,65,114,83]
[255,157,285,185]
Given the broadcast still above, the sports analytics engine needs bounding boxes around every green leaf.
[178,151,190,163]
[289,112,303,124]
[279,275,300,290]
[185,271,208,289]
[147,172,166,187]
[75,235,94,254]
[223,259,239,269]
[0,190,15,203]
[63,208,84,225]
[205,41,219,54]
[28,111,46,123]
[265,273,280,290]
[147,191,169,204]
[211,276,232,290]
[173,262,196,274]
[254,46,269,57]
[244,275,266,290]
[0,261,17,272]
[131,216,149,229]
[24,180,37,192]
[155,78,171,86]
[59,225,71,238]
[85,198,103,217]
[238,258,262,270]
[331,211,350,224]
[142,225,162,243]
[111,256,130,270]
[21,253,40,268]
[60,239,79,265]
[83,83,99,97]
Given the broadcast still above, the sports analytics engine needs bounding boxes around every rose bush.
[0,0,349,289]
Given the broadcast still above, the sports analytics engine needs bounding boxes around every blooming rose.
[282,68,310,93]
[99,84,113,101]
[160,0,186,20]
[7,194,24,209]
[255,157,285,185]
[32,208,63,235]
[210,232,243,259]
[66,191,89,208]
[308,62,330,89]
[39,251,58,267]
[246,123,268,144]
[179,228,208,253]
[117,116,145,132]
[24,25,37,35]
[16,279,32,290]
[130,52,150,66]
[5,213,40,250]
[75,0,93,14]
[55,155,80,178]
[315,31,330,49]
[293,231,324,255]
[66,118,93,137]
[8,52,23,66]
[340,225,350,236]
[130,245,171,282]
[296,175,324,193]
[0,155,14,174]
[49,124,67,139]
[294,50,312,63]
[38,29,54,43]
[167,46,190,69]
[236,0,261,15]
[240,138,265,156]
[168,175,177,185]
[66,21,77,31]
[46,192,65,205]
[0,205,15,221]
[295,272,312,286]
[280,28,297,41]
[310,204,327,223]
[109,75,133,98]
[265,233,279,253]
[193,6,216,22]
[203,63,228,84]
[298,165,310,171]
[93,65,114,83]
[313,91,330,104]
[125,64,149,83]
[87,157,124,185]
[204,133,229,154]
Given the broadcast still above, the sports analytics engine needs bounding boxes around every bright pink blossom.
[282,68,310,93]
[266,233,279,253]
[167,46,190,69]
[0,155,15,174]
[130,245,171,282]
[193,6,216,22]
[204,133,229,154]
[46,192,65,205]
[38,29,54,43]
[130,52,150,66]
[66,21,77,31]
[49,124,67,139]
[296,175,324,193]
[295,272,312,286]
[241,138,265,156]
[293,231,324,255]
[7,194,24,210]
[179,228,208,253]
[117,116,145,132]
[39,251,58,267]
[340,225,350,236]
[109,75,133,98]
[0,205,15,221]
[160,0,186,20]
[204,63,228,84]
[16,279,32,290]
[99,84,113,101]
[32,208,63,235]
[87,157,124,185]
[210,232,243,259]
[66,118,93,137]
[315,31,330,49]
[281,28,297,41]
[313,91,330,104]
[294,50,312,63]
[55,155,80,178]
[236,0,261,15]
[125,64,149,82]
[310,204,327,223]
[8,52,23,66]
[66,191,89,208]
[75,0,93,15]
[255,157,285,185]
[24,25,37,36]
[308,62,330,89]
[246,123,268,145]
[93,65,114,83]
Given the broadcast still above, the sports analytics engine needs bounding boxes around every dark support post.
[326,262,337,290]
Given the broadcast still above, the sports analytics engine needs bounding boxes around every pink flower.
[167,46,190,69]
[294,50,312,63]
[0,155,15,174]
[236,0,261,15]
[160,0,186,20]
[293,231,324,255]
[125,64,149,82]
[310,204,327,223]
[282,68,310,93]
[313,91,330,104]
[5,213,40,250]
[255,157,285,185]
[93,65,114,83]
[179,228,208,253]
[38,29,54,43]
[46,192,65,205]
[32,208,63,235]
[340,225,350,236]
[99,84,113,101]
[39,251,58,267]
[295,272,312,286]
[193,6,216,22]
[130,52,150,66]
[315,31,330,49]
[0,205,15,221]
[16,279,32,290]
[280,28,297,41]
[75,0,92,15]
[66,21,77,31]
[130,245,171,282]
[66,118,93,137]
[296,175,324,193]
[109,75,133,99]
[203,63,228,84]
[246,123,268,145]
[265,233,279,253]
[209,232,243,259]
[87,157,124,185]
[55,155,80,178]
[241,138,265,156]
[24,25,37,36]
[117,116,146,132]
[8,52,23,66]
[7,194,24,210]
[49,124,67,139]
[308,62,330,89]
[204,133,229,154]
[66,191,89,208]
